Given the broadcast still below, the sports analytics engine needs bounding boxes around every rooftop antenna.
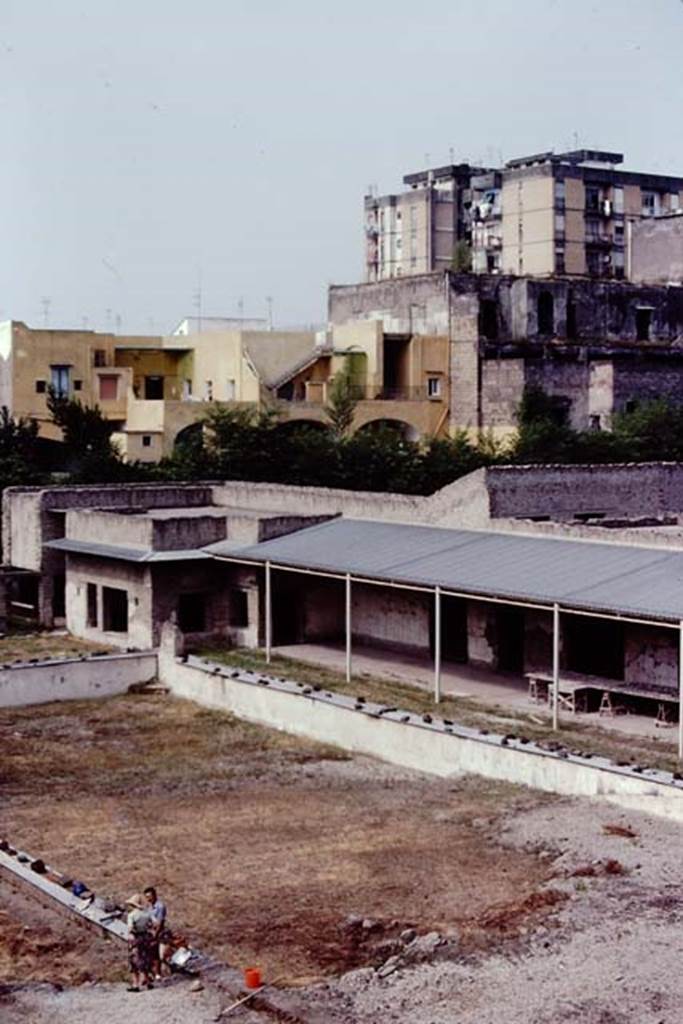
[105,308,112,331]
[115,313,122,334]
[193,269,203,333]
[266,295,273,331]
[573,130,580,150]
[449,147,455,164]
[41,296,51,328]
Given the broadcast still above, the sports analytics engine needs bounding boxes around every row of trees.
[1,384,682,497]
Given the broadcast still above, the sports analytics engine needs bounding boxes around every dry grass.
[193,645,680,774]
[0,632,110,664]
[2,692,557,986]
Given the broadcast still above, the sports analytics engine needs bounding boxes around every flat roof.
[44,538,211,563]
[221,519,683,624]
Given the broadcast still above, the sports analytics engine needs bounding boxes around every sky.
[1,0,682,335]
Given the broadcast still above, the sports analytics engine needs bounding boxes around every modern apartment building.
[366,149,683,283]
[364,163,490,282]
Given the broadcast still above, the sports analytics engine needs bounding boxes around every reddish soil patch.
[1,694,558,985]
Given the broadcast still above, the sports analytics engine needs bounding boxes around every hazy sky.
[2,1,682,334]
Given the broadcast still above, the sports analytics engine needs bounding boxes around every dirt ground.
[1,693,557,985]
[3,692,682,1024]
[0,631,110,663]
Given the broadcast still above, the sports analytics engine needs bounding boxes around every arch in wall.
[355,418,419,442]
[172,421,204,450]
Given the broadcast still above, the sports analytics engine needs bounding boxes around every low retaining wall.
[160,648,683,822]
[0,651,158,707]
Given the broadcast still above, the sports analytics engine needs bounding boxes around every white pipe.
[345,573,352,683]
[434,585,442,704]
[552,602,560,732]
[265,561,272,664]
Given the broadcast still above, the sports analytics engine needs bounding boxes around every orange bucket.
[244,967,262,989]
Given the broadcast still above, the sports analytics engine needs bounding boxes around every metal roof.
[45,538,210,563]
[221,519,683,624]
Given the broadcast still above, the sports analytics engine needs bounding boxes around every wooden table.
[526,672,679,721]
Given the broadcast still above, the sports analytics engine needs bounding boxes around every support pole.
[345,573,352,683]
[678,621,683,762]
[434,585,442,704]
[265,561,272,664]
[552,602,560,732]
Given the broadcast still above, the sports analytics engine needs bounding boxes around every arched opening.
[173,421,203,453]
[356,418,419,442]
[537,291,555,336]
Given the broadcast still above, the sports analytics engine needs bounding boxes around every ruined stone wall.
[66,555,153,650]
[351,582,431,655]
[624,624,678,692]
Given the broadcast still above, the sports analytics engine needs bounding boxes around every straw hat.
[125,893,147,911]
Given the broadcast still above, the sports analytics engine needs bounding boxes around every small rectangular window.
[636,308,652,342]
[427,377,442,398]
[73,379,82,391]
[35,380,46,394]
[102,586,128,633]
[93,349,107,367]
[613,187,624,214]
[229,588,249,627]
[225,379,236,400]
[554,213,565,235]
[87,583,97,627]
[142,435,152,447]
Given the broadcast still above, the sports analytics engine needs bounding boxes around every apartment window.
[205,380,214,401]
[102,586,128,633]
[99,375,118,401]
[144,375,164,400]
[427,376,442,398]
[586,250,601,276]
[93,349,107,368]
[86,583,97,628]
[614,222,625,242]
[585,219,600,242]
[410,206,417,231]
[613,249,625,279]
[229,588,249,628]
[613,187,624,214]
[555,249,565,275]
[50,365,71,398]
[35,380,46,394]
[585,185,600,213]
[178,592,207,633]
[183,379,193,399]
[537,291,555,336]
[142,435,152,448]
[554,179,565,205]
[554,213,565,236]
[642,191,659,217]
[670,193,681,212]
[73,379,82,391]
[225,378,236,400]
[636,308,652,342]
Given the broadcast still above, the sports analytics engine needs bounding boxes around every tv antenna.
[41,296,51,327]
[266,295,273,331]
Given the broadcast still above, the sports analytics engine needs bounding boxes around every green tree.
[47,388,126,481]
[325,357,360,438]
[451,240,472,273]
[0,406,44,490]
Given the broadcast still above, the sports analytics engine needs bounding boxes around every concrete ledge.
[0,651,158,707]
[162,651,683,822]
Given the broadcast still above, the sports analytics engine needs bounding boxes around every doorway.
[496,606,525,673]
[271,574,303,645]
[431,595,468,663]
[144,375,164,400]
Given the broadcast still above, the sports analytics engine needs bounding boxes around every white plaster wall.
[0,652,157,707]
[159,649,683,822]
[352,583,430,653]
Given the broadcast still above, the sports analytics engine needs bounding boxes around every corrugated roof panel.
[231,519,683,623]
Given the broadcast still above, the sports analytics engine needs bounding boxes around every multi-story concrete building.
[364,163,490,282]
[501,149,683,279]
[366,150,683,283]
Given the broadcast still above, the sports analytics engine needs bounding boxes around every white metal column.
[434,585,442,704]
[345,573,352,683]
[678,621,683,762]
[552,602,560,731]
[265,561,272,664]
